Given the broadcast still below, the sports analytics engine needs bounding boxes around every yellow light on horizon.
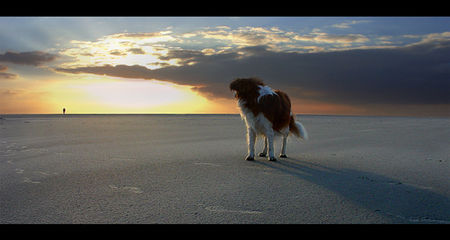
[80,80,191,108]
[40,75,221,114]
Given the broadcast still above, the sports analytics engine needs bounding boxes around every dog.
[230,78,308,161]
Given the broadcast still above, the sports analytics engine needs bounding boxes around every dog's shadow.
[254,157,450,223]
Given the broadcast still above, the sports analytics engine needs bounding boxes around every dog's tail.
[289,115,308,140]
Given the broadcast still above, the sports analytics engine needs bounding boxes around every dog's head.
[229,78,264,99]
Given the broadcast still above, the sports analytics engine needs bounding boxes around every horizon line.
[1,113,449,119]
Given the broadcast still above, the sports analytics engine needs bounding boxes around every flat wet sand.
[1,114,449,223]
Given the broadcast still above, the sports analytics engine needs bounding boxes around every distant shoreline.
[1,113,449,119]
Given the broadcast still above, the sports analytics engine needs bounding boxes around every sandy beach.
[1,114,449,224]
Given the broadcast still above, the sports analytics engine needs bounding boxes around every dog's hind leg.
[280,136,288,158]
[246,128,256,161]
[266,130,276,161]
[259,137,268,157]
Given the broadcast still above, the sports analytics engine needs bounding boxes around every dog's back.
[257,89,292,133]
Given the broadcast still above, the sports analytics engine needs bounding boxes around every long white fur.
[238,99,289,160]
[295,121,308,140]
[238,86,307,160]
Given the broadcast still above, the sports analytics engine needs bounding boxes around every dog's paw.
[269,157,277,161]
[279,154,288,158]
[259,152,267,157]
[245,156,255,161]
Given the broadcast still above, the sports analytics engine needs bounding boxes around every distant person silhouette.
[63,108,66,115]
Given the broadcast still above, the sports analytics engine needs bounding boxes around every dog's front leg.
[246,127,256,161]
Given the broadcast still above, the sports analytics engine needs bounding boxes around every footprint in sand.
[109,185,143,194]
[205,206,262,215]
[23,177,41,184]
[35,171,58,176]
[194,162,222,167]
[110,157,136,161]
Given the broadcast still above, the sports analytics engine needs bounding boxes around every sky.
[0,17,449,116]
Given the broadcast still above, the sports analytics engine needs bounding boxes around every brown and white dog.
[230,78,308,161]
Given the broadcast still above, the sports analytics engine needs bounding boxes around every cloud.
[195,26,371,51]
[331,20,370,29]
[110,32,174,40]
[54,38,450,109]
[196,26,299,49]
[0,51,58,66]
[0,64,17,79]
[293,32,369,45]
[313,33,369,44]
[59,32,176,69]
[55,64,153,79]
[109,50,126,56]
[0,72,17,79]
[57,27,389,73]
[128,48,146,54]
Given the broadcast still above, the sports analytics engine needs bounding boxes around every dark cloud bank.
[0,51,59,80]
[56,39,450,114]
[0,51,58,66]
